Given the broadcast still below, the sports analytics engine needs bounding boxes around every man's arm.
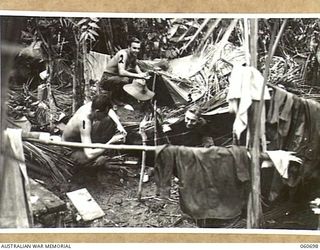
[199,120,215,147]
[118,51,149,79]
[108,109,127,135]
[135,64,143,74]
[201,136,215,148]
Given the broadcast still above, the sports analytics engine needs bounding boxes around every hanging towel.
[227,65,270,142]
[263,150,302,179]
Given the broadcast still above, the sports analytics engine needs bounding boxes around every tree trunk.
[246,18,262,229]
[83,40,91,103]
[72,40,84,113]
[46,60,57,132]
[247,101,263,229]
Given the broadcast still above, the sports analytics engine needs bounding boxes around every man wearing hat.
[100,37,151,105]
[119,78,155,144]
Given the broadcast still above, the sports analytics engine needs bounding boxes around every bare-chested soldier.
[62,94,126,164]
[99,37,150,104]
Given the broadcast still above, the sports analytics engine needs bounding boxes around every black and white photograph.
[1,13,320,232]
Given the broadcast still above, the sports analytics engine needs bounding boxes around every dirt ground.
[31,104,319,230]
[34,158,197,228]
[32,156,319,230]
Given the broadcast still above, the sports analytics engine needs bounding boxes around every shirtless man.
[62,94,126,164]
[100,37,150,104]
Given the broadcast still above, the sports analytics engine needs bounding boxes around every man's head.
[128,37,141,56]
[90,94,113,121]
[185,105,202,129]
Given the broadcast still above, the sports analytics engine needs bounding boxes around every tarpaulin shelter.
[86,42,246,107]
[139,42,247,106]
[85,51,111,83]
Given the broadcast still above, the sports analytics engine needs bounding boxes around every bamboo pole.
[153,100,158,147]
[243,18,250,66]
[22,136,274,163]
[247,19,287,229]
[23,137,156,152]
[254,19,287,135]
[46,61,57,132]
[137,143,147,200]
[152,73,157,93]
[246,18,262,229]
[72,40,79,114]
[137,118,148,200]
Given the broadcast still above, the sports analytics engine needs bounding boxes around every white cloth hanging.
[227,64,270,149]
[263,150,302,179]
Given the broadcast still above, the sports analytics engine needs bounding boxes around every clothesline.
[23,137,157,152]
[22,134,275,161]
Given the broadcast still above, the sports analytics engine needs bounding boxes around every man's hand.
[109,133,126,144]
[117,125,127,136]
[139,72,151,80]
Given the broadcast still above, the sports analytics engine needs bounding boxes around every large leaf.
[167,24,179,39]
[77,18,88,26]
[79,32,86,42]
[90,17,99,22]
[88,29,99,37]
[88,22,100,29]
[207,19,239,72]
[87,32,96,41]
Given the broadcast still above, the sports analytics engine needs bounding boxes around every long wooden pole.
[243,18,250,65]
[153,100,158,147]
[246,18,261,229]
[247,19,287,228]
[23,137,156,152]
[23,136,274,163]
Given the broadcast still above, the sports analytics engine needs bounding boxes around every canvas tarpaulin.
[86,42,246,106]
[156,42,246,104]
[86,51,111,82]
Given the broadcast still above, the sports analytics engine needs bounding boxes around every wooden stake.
[152,73,157,93]
[137,118,148,200]
[154,101,158,147]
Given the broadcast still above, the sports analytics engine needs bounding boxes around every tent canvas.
[86,41,246,106]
